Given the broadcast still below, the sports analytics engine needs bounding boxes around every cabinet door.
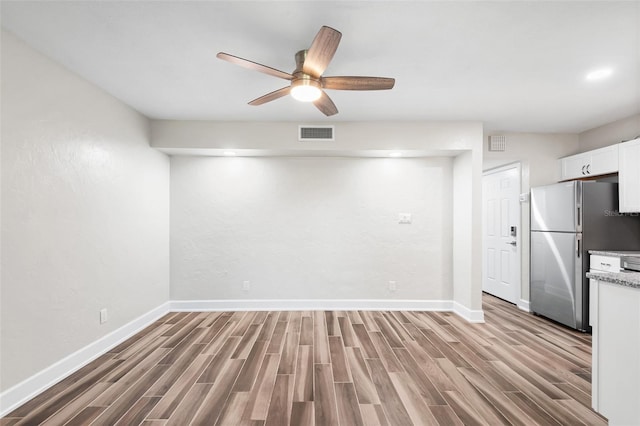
[590,278,599,410]
[619,138,640,213]
[560,152,590,180]
[589,144,619,176]
[597,282,640,424]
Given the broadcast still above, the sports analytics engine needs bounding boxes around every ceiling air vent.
[299,125,335,141]
[488,135,507,152]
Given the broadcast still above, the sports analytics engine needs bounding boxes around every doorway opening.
[482,163,522,305]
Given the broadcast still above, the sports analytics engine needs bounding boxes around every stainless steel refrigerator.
[530,181,640,331]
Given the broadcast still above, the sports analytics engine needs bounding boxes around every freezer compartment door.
[531,181,579,232]
[531,231,583,330]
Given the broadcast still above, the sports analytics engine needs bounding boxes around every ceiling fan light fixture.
[291,78,322,102]
[217,26,394,116]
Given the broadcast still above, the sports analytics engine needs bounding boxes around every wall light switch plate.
[398,213,412,224]
[100,308,108,324]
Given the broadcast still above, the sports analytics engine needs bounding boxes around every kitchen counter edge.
[589,250,640,257]
[587,271,640,288]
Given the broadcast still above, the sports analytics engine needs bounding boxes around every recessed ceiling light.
[223,151,236,156]
[389,152,403,158]
[586,68,613,81]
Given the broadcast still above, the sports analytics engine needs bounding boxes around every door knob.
[506,241,517,246]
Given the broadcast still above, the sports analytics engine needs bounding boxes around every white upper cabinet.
[619,137,640,213]
[559,145,619,181]
[590,145,620,175]
[561,153,591,180]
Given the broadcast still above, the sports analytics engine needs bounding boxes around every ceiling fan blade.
[302,26,342,78]
[217,52,293,80]
[313,91,338,116]
[248,86,291,106]
[322,76,395,90]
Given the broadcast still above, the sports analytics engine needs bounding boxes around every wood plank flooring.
[2,294,607,425]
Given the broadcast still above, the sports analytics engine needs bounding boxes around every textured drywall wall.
[483,133,579,187]
[578,113,640,151]
[452,151,483,311]
[0,30,170,391]
[170,156,453,301]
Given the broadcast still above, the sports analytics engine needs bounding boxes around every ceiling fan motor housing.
[291,50,322,101]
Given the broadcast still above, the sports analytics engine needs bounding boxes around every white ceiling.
[1,1,639,133]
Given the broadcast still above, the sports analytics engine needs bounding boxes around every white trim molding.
[172,299,484,322]
[170,299,455,312]
[518,299,531,312]
[452,301,485,323]
[0,302,171,417]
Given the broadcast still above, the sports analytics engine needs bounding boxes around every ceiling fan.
[216,26,395,116]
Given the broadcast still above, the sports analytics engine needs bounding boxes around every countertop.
[587,271,640,289]
[589,250,640,257]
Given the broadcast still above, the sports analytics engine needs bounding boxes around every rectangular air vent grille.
[488,135,507,151]
[299,125,334,141]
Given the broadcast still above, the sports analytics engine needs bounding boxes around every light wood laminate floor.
[2,294,606,425]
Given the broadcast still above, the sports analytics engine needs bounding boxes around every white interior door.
[483,164,521,304]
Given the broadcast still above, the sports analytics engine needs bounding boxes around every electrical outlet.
[398,213,412,224]
[100,308,108,324]
[388,281,397,292]
[243,281,251,292]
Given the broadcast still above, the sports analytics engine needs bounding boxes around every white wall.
[483,133,579,304]
[484,133,579,187]
[0,31,170,393]
[171,156,453,302]
[579,113,640,151]
[452,151,483,314]
[157,119,484,315]
[452,152,473,308]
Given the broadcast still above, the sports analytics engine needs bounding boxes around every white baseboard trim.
[452,301,485,323]
[170,298,455,312]
[517,299,531,312]
[0,302,170,417]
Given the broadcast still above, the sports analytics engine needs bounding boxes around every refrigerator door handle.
[577,206,581,228]
[576,182,582,232]
[577,234,581,258]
